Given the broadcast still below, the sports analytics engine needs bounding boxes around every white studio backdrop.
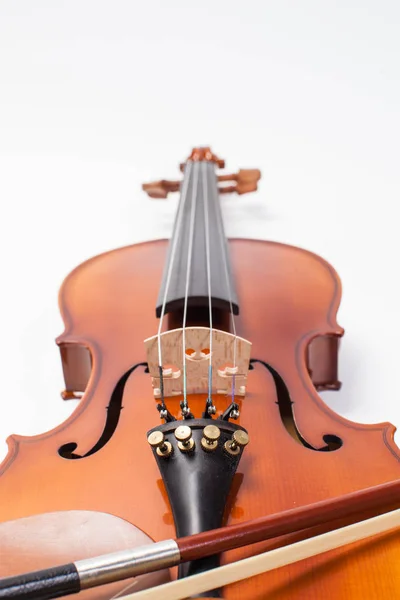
[0,1,399,463]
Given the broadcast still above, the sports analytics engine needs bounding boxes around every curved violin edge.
[1,435,18,476]
[299,250,343,392]
[277,238,344,395]
[55,238,170,334]
[250,240,400,461]
[0,339,101,476]
[54,236,344,333]
[382,421,400,461]
[0,241,172,477]
[294,334,400,460]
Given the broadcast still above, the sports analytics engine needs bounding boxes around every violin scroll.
[186,147,225,166]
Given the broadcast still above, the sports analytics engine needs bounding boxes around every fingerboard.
[156,160,239,319]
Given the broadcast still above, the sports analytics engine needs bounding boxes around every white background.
[0,1,399,463]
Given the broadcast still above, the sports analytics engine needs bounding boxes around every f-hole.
[58,362,148,460]
[250,359,343,452]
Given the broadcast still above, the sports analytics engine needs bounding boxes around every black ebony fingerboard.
[155,161,239,318]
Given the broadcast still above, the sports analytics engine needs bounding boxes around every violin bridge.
[144,327,252,399]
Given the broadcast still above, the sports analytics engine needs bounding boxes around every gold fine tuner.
[147,430,173,458]
[224,430,249,456]
[174,425,195,453]
[201,425,221,452]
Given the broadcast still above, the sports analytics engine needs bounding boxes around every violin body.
[1,232,400,598]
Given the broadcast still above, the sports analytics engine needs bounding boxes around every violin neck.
[155,160,239,326]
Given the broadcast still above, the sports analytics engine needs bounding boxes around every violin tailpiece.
[147,418,249,589]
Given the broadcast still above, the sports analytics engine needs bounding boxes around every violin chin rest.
[0,510,171,599]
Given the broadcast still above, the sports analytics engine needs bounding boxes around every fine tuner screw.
[174,425,195,453]
[224,429,249,456]
[147,430,173,458]
[201,425,221,452]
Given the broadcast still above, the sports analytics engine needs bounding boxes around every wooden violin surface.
[1,237,400,598]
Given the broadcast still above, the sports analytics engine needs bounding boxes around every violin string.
[156,161,193,412]
[212,165,238,404]
[202,161,213,410]
[181,161,200,416]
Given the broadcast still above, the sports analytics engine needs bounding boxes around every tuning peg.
[142,179,181,199]
[142,152,261,198]
[218,169,261,196]
[236,169,262,194]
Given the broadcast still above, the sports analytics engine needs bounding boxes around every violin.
[1,147,400,600]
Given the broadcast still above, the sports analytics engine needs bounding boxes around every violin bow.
[1,477,400,600]
[127,507,400,600]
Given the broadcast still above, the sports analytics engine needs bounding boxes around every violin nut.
[201,425,221,452]
[174,425,195,453]
[147,430,173,458]
[224,429,249,456]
